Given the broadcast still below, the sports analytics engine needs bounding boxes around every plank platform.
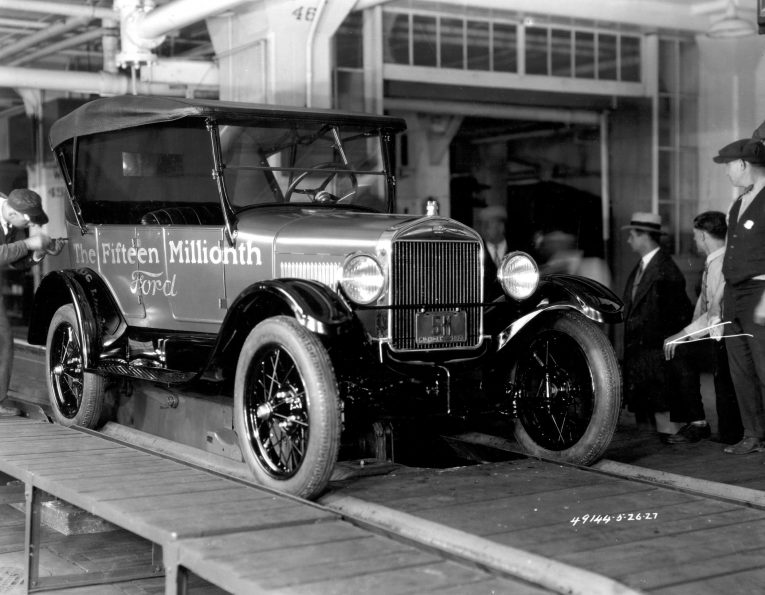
[325,457,765,594]
[0,417,564,594]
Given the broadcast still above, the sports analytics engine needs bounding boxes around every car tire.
[511,310,620,465]
[234,316,340,500]
[46,304,105,428]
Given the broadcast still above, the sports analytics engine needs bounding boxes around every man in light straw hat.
[622,212,693,440]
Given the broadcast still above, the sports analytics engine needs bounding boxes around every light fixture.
[707,0,756,38]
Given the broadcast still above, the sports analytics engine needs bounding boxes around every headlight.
[340,254,385,304]
[497,251,539,300]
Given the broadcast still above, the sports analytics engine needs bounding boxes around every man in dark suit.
[622,212,693,439]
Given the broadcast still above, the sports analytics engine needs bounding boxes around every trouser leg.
[714,342,743,443]
[725,285,765,439]
[668,340,710,424]
[0,298,13,404]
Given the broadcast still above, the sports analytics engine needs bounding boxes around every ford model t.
[29,96,622,499]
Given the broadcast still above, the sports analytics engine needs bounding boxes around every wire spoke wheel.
[50,323,85,419]
[511,311,620,465]
[515,329,593,449]
[234,316,340,500]
[245,345,310,477]
[45,305,104,428]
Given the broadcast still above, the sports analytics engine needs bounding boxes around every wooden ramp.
[327,455,765,594]
[0,417,574,594]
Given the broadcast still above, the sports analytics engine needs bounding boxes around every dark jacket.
[622,249,692,413]
[623,249,692,350]
[0,225,36,271]
[723,188,765,286]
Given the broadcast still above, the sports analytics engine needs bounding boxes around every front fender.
[534,274,622,324]
[494,275,622,352]
[225,278,354,335]
[211,278,355,373]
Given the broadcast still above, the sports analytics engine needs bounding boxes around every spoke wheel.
[45,305,104,428]
[511,311,620,464]
[234,316,340,499]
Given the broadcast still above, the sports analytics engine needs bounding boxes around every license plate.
[415,310,467,345]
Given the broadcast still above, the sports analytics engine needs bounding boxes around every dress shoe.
[665,423,711,444]
[0,403,20,418]
[723,436,765,455]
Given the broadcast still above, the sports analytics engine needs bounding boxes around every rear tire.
[234,316,340,499]
[46,304,105,428]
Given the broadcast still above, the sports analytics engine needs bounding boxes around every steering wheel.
[284,162,358,204]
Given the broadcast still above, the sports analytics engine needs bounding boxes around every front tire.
[510,311,620,464]
[234,316,340,500]
[45,304,105,428]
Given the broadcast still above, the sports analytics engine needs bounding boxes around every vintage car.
[29,95,623,500]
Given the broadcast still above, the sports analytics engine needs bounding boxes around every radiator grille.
[391,240,482,350]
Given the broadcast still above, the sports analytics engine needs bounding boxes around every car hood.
[236,207,479,255]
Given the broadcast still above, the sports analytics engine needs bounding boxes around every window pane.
[467,20,490,71]
[413,14,437,67]
[526,26,548,75]
[335,70,364,112]
[440,17,463,69]
[659,38,677,93]
[335,12,363,69]
[658,149,674,200]
[493,23,517,72]
[551,29,572,76]
[574,31,595,78]
[383,13,410,64]
[659,96,673,147]
[679,149,698,203]
[598,33,617,80]
[620,36,641,82]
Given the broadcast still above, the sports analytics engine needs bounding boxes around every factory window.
[378,9,641,84]
[657,36,698,257]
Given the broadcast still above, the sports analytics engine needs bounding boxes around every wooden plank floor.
[0,418,559,595]
[325,457,765,594]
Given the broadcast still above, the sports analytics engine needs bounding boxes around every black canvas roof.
[49,95,407,149]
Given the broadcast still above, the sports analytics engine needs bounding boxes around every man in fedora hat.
[622,212,692,439]
[714,137,765,454]
[0,188,63,417]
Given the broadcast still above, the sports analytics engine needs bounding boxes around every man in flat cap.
[622,212,692,440]
[0,188,63,417]
[714,137,765,454]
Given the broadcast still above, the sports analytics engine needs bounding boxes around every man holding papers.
[663,211,741,445]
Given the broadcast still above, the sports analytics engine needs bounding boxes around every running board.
[90,363,196,384]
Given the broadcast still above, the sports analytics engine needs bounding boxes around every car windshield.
[218,121,389,212]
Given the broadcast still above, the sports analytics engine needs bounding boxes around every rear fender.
[27,269,123,367]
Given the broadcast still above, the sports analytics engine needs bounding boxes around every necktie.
[631,261,644,300]
[698,263,709,313]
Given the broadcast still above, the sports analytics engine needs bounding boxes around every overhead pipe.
[0,1,116,20]
[0,65,195,97]
[8,28,108,67]
[0,18,48,30]
[0,16,91,61]
[128,0,253,40]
